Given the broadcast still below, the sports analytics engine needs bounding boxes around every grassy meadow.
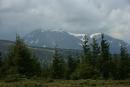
[0,79,130,87]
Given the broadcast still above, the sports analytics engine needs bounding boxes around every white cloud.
[0,0,130,42]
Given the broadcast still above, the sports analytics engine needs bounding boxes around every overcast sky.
[0,0,130,42]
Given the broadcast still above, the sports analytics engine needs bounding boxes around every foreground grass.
[0,79,130,87]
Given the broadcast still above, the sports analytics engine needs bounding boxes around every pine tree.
[100,34,111,79]
[73,35,97,79]
[118,44,130,79]
[110,54,120,80]
[73,63,94,79]
[65,55,78,79]
[82,35,91,63]
[91,37,100,68]
[51,47,65,79]
[0,52,2,67]
[0,52,3,77]
[90,37,100,78]
[5,35,41,77]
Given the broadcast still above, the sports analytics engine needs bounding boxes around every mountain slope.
[24,29,130,53]
[24,29,82,49]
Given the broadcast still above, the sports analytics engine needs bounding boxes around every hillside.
[0,40,81,65]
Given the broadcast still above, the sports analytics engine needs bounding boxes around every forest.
[0,34,130,87]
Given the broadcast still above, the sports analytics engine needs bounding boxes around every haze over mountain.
[24,29,130,53]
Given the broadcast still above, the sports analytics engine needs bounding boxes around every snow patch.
[90,33,102,38]
[69,32,85,41]
[69,32,85,37]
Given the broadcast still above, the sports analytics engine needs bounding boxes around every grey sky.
[0,0,130,42]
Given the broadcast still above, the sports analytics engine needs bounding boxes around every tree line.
[0,34,130,80]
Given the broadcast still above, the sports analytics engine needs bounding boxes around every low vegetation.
[0,79,130,87]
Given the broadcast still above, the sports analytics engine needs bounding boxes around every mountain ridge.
[23,29,130,53]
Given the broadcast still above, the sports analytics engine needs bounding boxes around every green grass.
[0,79,130,87]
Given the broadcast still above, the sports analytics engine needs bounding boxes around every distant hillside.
[0,40,14,54]
[24,29,82,49]
[24,29,130,53]
[0,40,81,65]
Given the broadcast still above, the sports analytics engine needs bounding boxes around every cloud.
[0,0,130,42]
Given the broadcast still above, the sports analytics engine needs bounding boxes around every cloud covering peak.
[0,0,130,42]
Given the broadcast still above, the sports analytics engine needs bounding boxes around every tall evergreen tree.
[118,44,130,79]
[82,35,91,63]
[110,54,120,80]
[90,37,101,78]
[0,52,3,77]
[73,35,97,79]
[0,52,2,67]
[51,47,65,79]
[91,37,100,68]
[5,35,41,77]
[65,55,78,79]
[100,34,111,79]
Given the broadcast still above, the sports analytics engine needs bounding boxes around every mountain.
[23,29,130,53]
[23,29,82,49]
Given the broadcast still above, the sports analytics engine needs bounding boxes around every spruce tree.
[0,52,2,67]
[0,52,3,77]
[74,35,96,79]
[82,35,91,63]
[91,37,100,68]
[5,35,41,77]
[65,55,78,79]
[110,54,120,80]
[118,44,130,79]
[100,34,111,79]
[90,37,100,78]
[51,47,65,79]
